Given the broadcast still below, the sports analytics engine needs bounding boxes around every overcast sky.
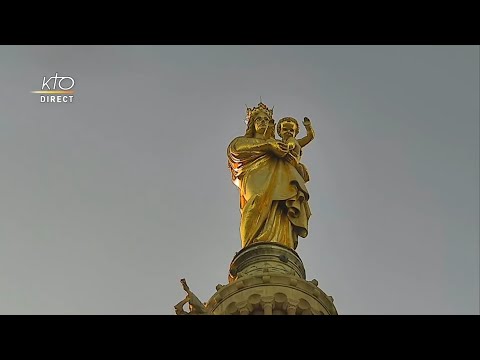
[0,45,478,315]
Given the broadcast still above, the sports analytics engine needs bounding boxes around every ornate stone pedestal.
[204,243,337,315]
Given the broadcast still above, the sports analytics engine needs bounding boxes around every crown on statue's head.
[245,102,274,124]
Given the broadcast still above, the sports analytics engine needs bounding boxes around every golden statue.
[173,102,338,316]
[227,102,314,250]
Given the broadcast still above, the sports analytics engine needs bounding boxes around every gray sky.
[0,45,478,315]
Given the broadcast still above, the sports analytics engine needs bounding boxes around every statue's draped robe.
[227,136,311,249]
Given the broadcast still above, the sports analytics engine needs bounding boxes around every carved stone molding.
[206,272,337,315]
[229,242,307,283]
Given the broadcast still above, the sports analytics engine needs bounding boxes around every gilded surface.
[227,102,315,250]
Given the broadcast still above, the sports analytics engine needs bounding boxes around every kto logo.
[31,73,75,103]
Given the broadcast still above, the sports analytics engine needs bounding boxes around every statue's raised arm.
[298,117,315,148]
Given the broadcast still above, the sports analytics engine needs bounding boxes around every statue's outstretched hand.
[303,117,312,127]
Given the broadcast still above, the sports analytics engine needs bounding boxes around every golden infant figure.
[276,117,315,182]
